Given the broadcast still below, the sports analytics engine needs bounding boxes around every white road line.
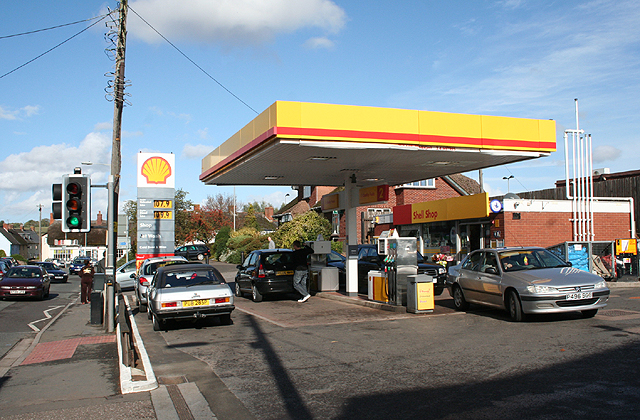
[27,305,65,332]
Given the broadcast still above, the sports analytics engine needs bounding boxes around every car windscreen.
[144,260,189,275]
[159,269,225,288]
[499,249,569,271]
[38,263,56,270]
[7,267,41,278]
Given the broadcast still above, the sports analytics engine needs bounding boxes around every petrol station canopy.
[200,101,556,189]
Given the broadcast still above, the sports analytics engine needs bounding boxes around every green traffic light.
[67,216,80,228]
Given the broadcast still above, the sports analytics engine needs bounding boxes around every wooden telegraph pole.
[106,0,128,332]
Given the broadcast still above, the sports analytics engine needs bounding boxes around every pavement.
[0,275,638,420]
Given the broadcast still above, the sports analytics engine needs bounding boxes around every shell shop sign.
[394,193,489,225]
[137,153,175,188]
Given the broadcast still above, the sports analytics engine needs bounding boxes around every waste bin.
[368,270,387,302]
[407,274,434,313]
[318,267,339,291]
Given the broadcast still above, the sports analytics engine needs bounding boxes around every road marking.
[28,305,65,332]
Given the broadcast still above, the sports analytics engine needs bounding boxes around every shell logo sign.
[141,156,171,184]
[137,152,175,188]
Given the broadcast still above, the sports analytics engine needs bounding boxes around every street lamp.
[503,175,514,193]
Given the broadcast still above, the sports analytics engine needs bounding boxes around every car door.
[456,251,484,302]
[475,251,504,307]
[237,252,257,290]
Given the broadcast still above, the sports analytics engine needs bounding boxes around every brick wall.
[493,211,632,248]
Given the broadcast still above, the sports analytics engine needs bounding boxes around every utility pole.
[106,0,128,333]
[37,204,43,261]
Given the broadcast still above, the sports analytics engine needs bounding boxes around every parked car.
[0,257,18,268]
[235,249,297,302]
[446,247,610,321]
[174,244,211,261]
[134,256,189,312]
[326,245,447,295]
[147,263,234,331]
[69,257,91,275]
[115,260,137,290]
[0,265,51,300]
[33,261,68,283]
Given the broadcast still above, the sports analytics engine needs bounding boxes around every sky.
[1,0,639,224]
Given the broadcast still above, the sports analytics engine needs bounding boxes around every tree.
[273,211,332,248]
[243,200,271,213]
[244,204,259,231]
[174,189,194,245]
[123,199,137,252]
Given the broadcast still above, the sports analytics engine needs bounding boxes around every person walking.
[291,240,313,303]
[80,259,95,304]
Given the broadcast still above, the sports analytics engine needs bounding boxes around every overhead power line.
[128,5,259,115]
[0,14,110,39]
[0,15,109,79]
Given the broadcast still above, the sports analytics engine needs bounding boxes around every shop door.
[468,224,482,252]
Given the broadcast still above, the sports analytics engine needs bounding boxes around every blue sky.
[1,0,639,223]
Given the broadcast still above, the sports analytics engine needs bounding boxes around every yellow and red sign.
[138,153,175,188]
[359,185,389,205]
[321,193,341,211]
[394,193,489,225]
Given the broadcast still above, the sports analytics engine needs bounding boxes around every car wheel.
[252,284,263,302]
[452,285,469,311]
[507,290,524,322]
[152,313,161,331]
[139,301,147,313]
[197,253,204,261]
[220,314,232,325]
[581,309,598,318]
[235,282,244,297]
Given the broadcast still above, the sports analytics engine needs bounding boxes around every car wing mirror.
[130,273,136,278]
[485,267,498,275]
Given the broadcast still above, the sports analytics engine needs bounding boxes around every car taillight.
[258,264,266,278]
[161,302,178,308]
[139,277,147,285]
[215,297,230,303]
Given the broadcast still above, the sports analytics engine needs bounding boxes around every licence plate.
[10,290,26,294]
[276,270,294,276]
[182,299,210,307]
[566,291,592,300]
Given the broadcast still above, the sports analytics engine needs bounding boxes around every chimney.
[50,212,54,225]
[264,206,274,221]
[3,223,9,230]
[97,211,103,226]
[193,204,201,212]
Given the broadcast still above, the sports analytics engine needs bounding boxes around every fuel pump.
[385,236,417,306]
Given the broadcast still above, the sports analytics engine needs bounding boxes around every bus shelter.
[200,101,556,296]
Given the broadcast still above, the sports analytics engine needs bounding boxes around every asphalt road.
[130,263,640,420]
[0,274,80,359]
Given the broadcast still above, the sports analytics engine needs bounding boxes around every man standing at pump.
[292,240,313,303]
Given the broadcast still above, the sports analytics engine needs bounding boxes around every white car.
[134,256,188,312]
[147,263,234,331]
[115,260,137,290]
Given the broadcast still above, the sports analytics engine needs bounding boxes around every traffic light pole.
[105,176,115,332]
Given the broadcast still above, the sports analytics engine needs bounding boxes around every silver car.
[447,247,610,321]
[147,263,234,331]
[134,256,188,312]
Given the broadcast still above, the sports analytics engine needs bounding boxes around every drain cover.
[157,375,188,385]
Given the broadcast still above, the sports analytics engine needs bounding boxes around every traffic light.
[52,183,62,220]
[62,174,91,232]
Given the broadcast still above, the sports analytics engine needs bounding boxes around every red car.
[0,265,51,300]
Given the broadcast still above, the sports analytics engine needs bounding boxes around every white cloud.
[182,144,213,159]
[0,105,40,120]
[304,37,335,49]
[593,145,622,163]
[0,131,111,218]
[129,0,346,46]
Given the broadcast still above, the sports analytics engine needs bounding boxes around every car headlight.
[526,284,559,294]
[594,280,607,289]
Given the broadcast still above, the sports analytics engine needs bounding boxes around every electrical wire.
[0,14,110,39]
[0,15,109,79]
[128,5,259,115]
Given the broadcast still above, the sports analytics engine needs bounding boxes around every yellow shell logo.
[141,157,172,184]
